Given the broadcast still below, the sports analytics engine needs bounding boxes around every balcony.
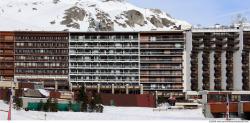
[140,52,183,56]
[70,79,139,83]
[140,74,182,76]
[70,65,139,69]
[70,45,138,49]
[140,44,184,49]
[140,66,182,70]
[143,85,183,90]
[140,59,183,63]
[70,72,139,76]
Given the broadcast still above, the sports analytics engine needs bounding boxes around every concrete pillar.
[42,81,45,89]
[125,84,129,94]
[111,84,115,94]
[55,81,58,91]
[155,91,158,107]
[69,83,73,91]
[238,96,243,117]
[140,84,143,94]
[97,84,100,93]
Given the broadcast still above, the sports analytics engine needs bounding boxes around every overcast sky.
[128,0,250,26]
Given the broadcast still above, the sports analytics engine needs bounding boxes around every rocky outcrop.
[60,6,86,29]
[124,10,145,27]
[150,16,164,28]
[95,9,114,31]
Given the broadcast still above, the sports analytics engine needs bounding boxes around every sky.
[128,0,250,26]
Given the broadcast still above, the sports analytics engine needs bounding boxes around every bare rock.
[124,10,145,27]
[150,16,164,28]
[53,0,60,4]
[60,6,86,29]
[95,9,114,31]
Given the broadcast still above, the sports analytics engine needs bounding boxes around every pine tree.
[43,98,52,112]
[78,85,88,112]
[38,100,44,111]
[50,98,58,112]
[95,93,102,105]
[89,96,96,112]
[15,97,23,110]
[68,101,72,111]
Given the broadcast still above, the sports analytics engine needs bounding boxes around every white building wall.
[183,31,192,92]
[198,52,203,91]
[209,52,215,90]
[233,29,243,90]
[221,51,227,90]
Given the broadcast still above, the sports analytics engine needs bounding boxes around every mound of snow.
[38,89,50,97]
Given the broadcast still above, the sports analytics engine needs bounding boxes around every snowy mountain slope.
[0,0,191,31]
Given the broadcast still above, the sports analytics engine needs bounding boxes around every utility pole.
[7,79,14,120]
[226,93,230,120]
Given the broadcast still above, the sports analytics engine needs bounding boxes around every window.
[150,37,156,41]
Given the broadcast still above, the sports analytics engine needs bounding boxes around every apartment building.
[0,32,15,83]
[140,31,186,96]
[14,32,69,90]
[69,32,141,94]
[185,28,243,92]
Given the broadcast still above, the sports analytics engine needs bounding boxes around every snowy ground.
[0,100,205,120]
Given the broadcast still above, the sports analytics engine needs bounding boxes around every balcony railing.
[70,45,138,49]
[70,65,139,69]
[70,72,139,75]
[70,59,139,62]
[70,79,139,82]
[140,66,182,69]
[140,59,183,63]
[141,52,183,56]
[140,45,184,49]
[70,51,139,55]
[143,86,183,90]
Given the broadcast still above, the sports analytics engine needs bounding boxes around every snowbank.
[38,89,50,97]
[0,100,205,120]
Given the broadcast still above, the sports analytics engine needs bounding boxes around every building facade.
[2,29,250,97]
[186,28,244,93]
[0,32,15,83]
[69,32,141,94]
[140,32,186,96]
[0,32,69,90]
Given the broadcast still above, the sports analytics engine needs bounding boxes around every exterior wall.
[69,32,140,92]
[233,29,243,90]
[14,32,69,89]
[190,30,241,92]
[0,32,15,83]
[139,32,185,96]
[183,31,192,92]
[209,52,215,90]
[242,31,250,90]
[100,93,156,107]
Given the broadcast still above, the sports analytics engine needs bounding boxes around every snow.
[0,0,191,31]
[0,100,205,120]
[38,89,50,97]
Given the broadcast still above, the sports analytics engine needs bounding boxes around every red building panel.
[100,94,156,107]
